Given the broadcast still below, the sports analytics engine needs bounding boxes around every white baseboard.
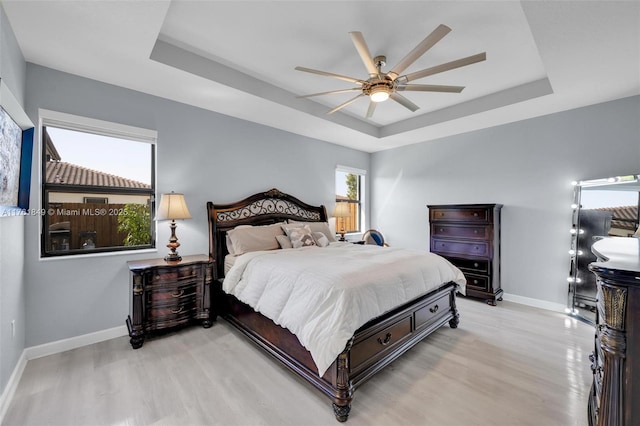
[502,292,567,313]
[0,351,27,423]
[24,325,128,361]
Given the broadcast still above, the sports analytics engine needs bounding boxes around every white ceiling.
[3,1,639,153]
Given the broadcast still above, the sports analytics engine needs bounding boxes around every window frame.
[39,109,157,258]
[335,165,366,235]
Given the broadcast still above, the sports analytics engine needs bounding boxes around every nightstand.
[126,254,213,349]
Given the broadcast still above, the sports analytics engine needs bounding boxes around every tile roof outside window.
[46,161,151,189]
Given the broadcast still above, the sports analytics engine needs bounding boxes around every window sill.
[39,248,158,262]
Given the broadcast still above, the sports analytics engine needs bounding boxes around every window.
[40,111,156,257]
[335,166,365,234]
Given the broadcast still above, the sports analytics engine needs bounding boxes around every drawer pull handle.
[473,280,479,284]
[429,304,439,314]
[377,332,392,346]
[473,212,479,217]
[171,290,184,298]
[474,246,479,250]
[171,306,184,314]
[474,230,479,234]
[473,263,479,268]
[440,228,444,232]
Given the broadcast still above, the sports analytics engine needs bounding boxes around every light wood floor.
[3,298,594,426]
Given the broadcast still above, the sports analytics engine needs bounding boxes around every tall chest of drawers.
[588,237,640,426]
[428,204,503,305]
[126,254,213,348]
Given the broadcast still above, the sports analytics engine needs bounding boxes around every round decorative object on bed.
[362,229,385,246]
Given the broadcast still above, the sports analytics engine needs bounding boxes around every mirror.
[567,174,640,324]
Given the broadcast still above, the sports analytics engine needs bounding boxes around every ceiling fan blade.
[297,88,362,98]
[327,94,366,114]
[390,92,420,112]
[401,52,486,83]
[295,66,365,85]
[365,101,377,118]
[397,84,465,93]
[349,32,379,77]
[388,24,451,80]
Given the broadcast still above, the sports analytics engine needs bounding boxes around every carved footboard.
[215,280,459,421]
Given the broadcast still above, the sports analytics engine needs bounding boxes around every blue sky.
[47,127,152,184]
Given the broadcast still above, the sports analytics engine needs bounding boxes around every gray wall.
[370,95,640,306]
[0,4,27,397]
[23,63,370,347]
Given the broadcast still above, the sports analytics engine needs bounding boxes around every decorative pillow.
[227,222,285,255]
[276,234,293,249]
[286,220,337,242]
[313,231,330,247]
[288,225,316,249]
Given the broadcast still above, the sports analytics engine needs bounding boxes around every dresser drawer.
[431,224,490,240]
[430,207,490,223]
[445,257,489,274]
[415,293,449,330]
[350,316,412,373]
[465,274,489,291]
[431,239,490,257]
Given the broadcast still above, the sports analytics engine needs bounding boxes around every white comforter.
[223,242,466,376]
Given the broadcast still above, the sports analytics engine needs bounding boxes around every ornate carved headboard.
[207,188,328,279]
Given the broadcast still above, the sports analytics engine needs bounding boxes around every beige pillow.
[286,220,337,242]
[227,222,285,255]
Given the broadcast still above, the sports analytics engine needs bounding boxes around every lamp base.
[164,252,182,262]
[165,220,182,262]
[338,231,346,242]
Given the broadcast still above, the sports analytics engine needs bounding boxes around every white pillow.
[225,234,236,255]
[288,225,316,249]
[286,220,337,242]
[276,234,293,249]
[313,231,330,247]
[227,222,285,255]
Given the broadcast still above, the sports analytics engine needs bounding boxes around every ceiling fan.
[295,25,486,118]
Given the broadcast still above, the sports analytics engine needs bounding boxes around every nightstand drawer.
[147,300,197,323]
[147,283,197,304]
[431,239,489,257]
[431,224,489,240]
[430,208,490,223]
[149,264,202,285]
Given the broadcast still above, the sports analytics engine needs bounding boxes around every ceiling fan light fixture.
[370,86,390,102]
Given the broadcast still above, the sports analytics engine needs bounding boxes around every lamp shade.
[332,202,351,218]
[156,192,192,221]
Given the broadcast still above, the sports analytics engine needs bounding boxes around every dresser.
[427,204,503,305]
[126,254,213,349]
[588,237,640,426]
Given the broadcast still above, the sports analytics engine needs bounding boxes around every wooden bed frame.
[207,188,460,422]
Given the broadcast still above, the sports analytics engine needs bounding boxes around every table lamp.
[333,202,351,241]
[156,192,192,261]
